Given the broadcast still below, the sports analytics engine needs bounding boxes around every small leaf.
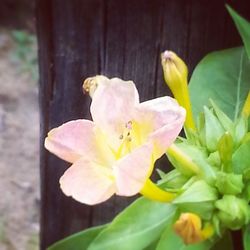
[232,140,250,174]
[226,5,250,59]
[173,180,218,204]
[178,202,214,220]
[209,99,233,132]
[48,224,107,250]
[234,116,248,146]
[204,106,225,152]
[158,169,189,189]
[88,198,176,250]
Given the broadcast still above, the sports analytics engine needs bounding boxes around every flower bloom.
[45,76,185,205]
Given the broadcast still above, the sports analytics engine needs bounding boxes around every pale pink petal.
[149,119,185,159]
[44,119,99,163]
[135,96,186,158]
[90,77,139,138]
[113,144,153,196]
[60,158,116,205]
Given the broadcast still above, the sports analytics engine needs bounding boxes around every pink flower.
[45,76,185,205]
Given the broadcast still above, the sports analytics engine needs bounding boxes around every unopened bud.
[161,51,196,131]
[215,195,250,230]
[161,51,188,87]
[82,75,108,98]
[174,213,203,244]
[218,132,233,172]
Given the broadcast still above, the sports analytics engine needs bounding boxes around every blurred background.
[0,0,39,249]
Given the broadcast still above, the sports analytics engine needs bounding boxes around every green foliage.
[189,47,250,121]
[173,180,217,204]
[226,5,250,59]
[11,30,38,80]
[88,198,176,250]
[215,172,243,195]
[48,225,107,250]
[232,140,250,174]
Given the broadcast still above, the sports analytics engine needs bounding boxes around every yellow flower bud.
[242,91,250,118]
[161,51,196,131]
[174,213,213,244]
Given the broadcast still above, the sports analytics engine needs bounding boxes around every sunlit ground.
[0,29,39,250]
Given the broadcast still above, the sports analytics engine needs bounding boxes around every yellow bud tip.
[174,213,213,245]
[242,91,250,117]
[82,75,108,98]
[161,51,188,81]
[161,50,196,131]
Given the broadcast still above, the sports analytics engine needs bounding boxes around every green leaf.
[177,201,214,220]
[204,106,225,152]
[232,140,250,174]
[209,99,234,133]
[173,180,218,204]
[234,116,248,145]
[243,224,250,250]
[226,5,250,59]
[88,198,176,250]
[47,224,107,250]
[189,47,250,121]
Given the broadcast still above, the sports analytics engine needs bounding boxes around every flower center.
[115,121,133,159]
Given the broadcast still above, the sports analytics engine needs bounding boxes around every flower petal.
[136,96,186,158]
[90,77,139,138]
[60,158,116,205]
[113,144,153,196]
[45,119,98,163]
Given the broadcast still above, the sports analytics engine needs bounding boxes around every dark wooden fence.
[36,0,250,249]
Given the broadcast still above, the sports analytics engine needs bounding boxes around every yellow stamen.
[161,51,196,131]
[242,91,250,117]
[140,179,176,202]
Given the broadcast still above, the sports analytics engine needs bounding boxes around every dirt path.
[0,31,39,250]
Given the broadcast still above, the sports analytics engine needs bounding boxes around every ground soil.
[0,30,39,250]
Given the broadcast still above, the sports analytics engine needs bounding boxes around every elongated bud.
[174,213,213,244]
[82,75,108,97]
[242,92,250,117]
[161,51,196,131]
[218,132,233,172]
